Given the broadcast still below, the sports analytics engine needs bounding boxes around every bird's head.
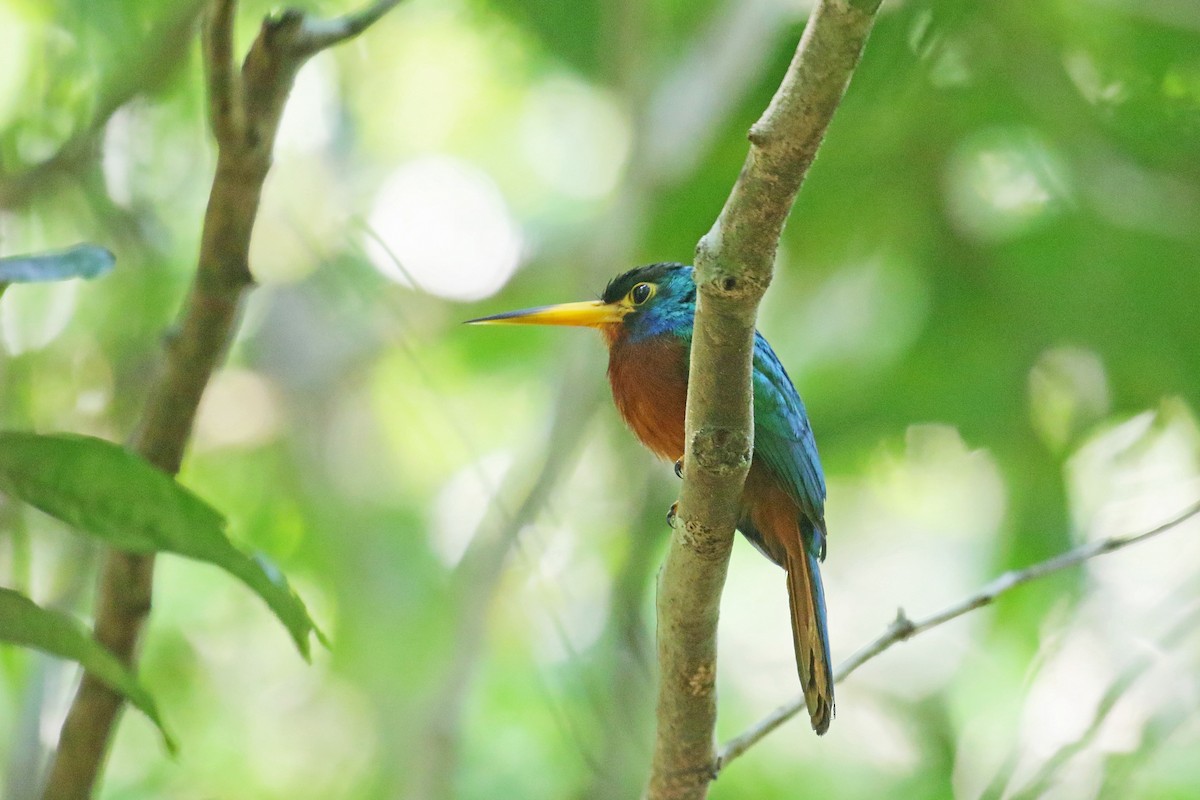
[467,262,696,344]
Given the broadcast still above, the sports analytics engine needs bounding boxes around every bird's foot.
[666,501,679,529]
[674,457,684,479]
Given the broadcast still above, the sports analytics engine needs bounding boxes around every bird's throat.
[605,335,690,463]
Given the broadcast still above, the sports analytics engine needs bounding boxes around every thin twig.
[715,499,1200,772]
[647,1,881,797]
[292,0,404,54]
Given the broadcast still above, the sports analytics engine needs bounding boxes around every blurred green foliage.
[0,432,322,657]
[0,586,173,751]
[2,0,1200,798]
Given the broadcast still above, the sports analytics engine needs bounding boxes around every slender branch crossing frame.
[716,500,1200,770]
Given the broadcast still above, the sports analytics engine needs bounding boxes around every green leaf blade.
[0,432,322,657]
[0,588,176,753]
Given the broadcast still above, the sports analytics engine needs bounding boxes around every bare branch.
[291,0,403,55]
[202,0,244,142]
[715,499,1200,772]
[647,1,881,797]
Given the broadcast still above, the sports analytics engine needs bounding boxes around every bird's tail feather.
[785,545,835,735]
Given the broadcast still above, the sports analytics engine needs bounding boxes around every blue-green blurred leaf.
[0,587,176,753]
[0,432,323,658]
[0,244,115,284]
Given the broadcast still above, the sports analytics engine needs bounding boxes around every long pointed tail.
[785,545,834,734]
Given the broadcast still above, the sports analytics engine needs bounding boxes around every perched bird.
[468,262,833,734]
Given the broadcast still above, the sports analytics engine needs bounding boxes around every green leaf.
[0,432,324,658]
[0,244,116,284]
[0,587,177,753]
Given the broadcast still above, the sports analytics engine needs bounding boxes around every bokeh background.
[3,0,1200,797]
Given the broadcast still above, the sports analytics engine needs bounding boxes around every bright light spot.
[945,128,1071,241]
[277,55,337,155]
[1018,632,1111,760]
[365,156,523,301]
[1029,346,1110,452]
[823,426,1005,694]
[909,9,972,87]
[0,279,78,354]
[431,451,513,567]
[1064,49,1127,107]
[519,522,611,663]
[102,107,135,207]
[519,76,631,200]
[102,101,214,224]
[0,6,30,129]
[839,697,923,770]
[250,156,342,284]
[73,346,114,416]
[379,15,497,151]
[0,8,28,128]
[928,38,972,88]
[1068,401,1200,617]
[194,368,283,451]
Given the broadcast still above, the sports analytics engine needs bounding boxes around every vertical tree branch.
[647,1,881,797]
[202,0,244,143]
[39,3,402,798]
[0,2,208,210]
[397,0,801,788]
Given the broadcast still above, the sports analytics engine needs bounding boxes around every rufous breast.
[605,334,689,462]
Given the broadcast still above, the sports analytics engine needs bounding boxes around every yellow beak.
[466,300,624,328]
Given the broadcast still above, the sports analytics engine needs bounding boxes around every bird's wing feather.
[751,332,827,558]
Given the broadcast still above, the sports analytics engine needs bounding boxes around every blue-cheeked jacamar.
[469,262,834,734]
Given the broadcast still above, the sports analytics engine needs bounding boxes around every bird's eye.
[630,283,653,305]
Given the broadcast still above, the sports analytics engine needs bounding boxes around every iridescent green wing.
[751,332,827,558]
